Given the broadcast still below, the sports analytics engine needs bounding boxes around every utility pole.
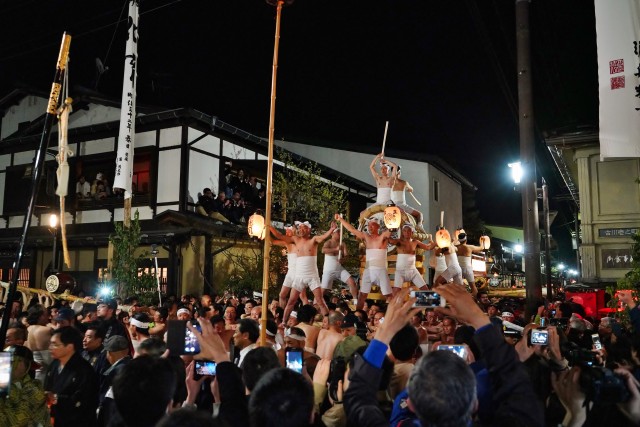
[516,0,542,319]
[541,178,552,300]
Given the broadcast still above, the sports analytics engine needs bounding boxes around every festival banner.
[594,0,640,159]
[113,0,139,198]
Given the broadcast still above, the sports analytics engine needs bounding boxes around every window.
[433,180,440,202]
[8,268,30,287]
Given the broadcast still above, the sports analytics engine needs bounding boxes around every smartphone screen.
[591,333,602,350]
[285,348,303,374]
[167,320,201,355]
[530,330,549,345]
[194,360,217,380]
[0,352,11,397]
[437,345,467,359]
[410,290,445,308]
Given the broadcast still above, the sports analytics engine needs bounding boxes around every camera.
[530,329,549,346]
[549,317,568,329]
[285,347,303,374]
[194,360,217,380]
[167,320,201,355]
[410,290,446,308]
[591,333,602,350]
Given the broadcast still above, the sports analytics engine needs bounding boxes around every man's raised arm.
[270,226,293,243]
[314,221,338,244]
[335,214,366,240]
[369,153,382,180]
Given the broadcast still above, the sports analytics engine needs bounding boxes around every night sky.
[0,0,599,264]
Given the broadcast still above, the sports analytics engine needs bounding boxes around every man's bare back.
[26,325,51,351]
[316,329,343,360]
[298,323,321,353]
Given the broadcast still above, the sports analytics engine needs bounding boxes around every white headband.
[130,318,149,329]
[402,223,414,230]
[294,221,311,228]
[259,325,276,337]
[285,330,306,341]
[177,308,191,316]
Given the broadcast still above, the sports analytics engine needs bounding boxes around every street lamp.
[508,159,542,319]
[514,243,523,253]
[49,213,58,273]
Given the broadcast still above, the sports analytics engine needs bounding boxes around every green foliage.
[108,210,158,305]
[607,231,640,328]
[272,149,348,227]
[217,243,285,300]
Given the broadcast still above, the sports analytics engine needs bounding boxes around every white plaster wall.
[79,138,115,156]
[114,206,153,221]
[13,151,35,165]
[189,150,220,200]
[160,127,181,148]
[68,105,122,128]
[189,129,220,155]
[157,149,181,203]
[1,96,48,139]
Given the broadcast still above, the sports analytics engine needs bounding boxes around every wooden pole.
[260,0,284,346]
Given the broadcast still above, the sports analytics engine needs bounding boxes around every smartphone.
[285,347,303,374]
[591,333,602,350]
[410,290,446,308]
[530,329,549,346]
[0,352,11,397]
[437,345,467,359]
[167,320,201,355]
[194,360,217,380]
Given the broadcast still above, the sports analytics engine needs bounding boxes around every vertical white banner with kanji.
[114,0,139,198]
[595,0,640,159]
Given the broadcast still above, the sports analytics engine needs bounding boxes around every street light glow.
[508,161,523,184]
[49,214,58,229]
[514,244,523,253]
[558,263,565,271]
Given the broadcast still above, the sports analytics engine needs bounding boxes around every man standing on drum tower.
[392,166,424,227]
[369,153,397,205]
[389,224,436,295]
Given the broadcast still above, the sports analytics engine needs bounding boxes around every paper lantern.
[248,211,265,239]
[436,227,451,249]
[436,211,451,248]
[383,202,402,230]
[480,234,491,250]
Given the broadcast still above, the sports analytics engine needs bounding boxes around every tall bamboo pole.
[260,0,288,346]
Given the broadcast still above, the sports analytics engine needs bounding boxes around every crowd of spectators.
[196,168,266,225]
[0,284,638,427]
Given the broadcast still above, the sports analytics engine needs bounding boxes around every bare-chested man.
[455,232,485,292]
[272,225,309,307]
[316,311,344,359]
[434,244,464,286]
[391,166,423,226]
[389,224,436,295]
[296,305,321,354]
[321,229,358,299]
[335,214,393,308]
[369,152,397,206]
[25,304,52,383]
[270,220,337,324]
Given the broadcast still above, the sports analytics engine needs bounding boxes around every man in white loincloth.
[321,228,358,300]
[272,225,309,308]
[434,243,464,286]
[270,220,336,324]
[455,231,485,295]
[391,165,423,226]
[389,224,436,295]
[335,214,392,308]
[369,152,397,205]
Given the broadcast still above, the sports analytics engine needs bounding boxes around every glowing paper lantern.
[383,202,401,230]
[436,227,451,249]
[436,211,451,248]
[248,211,266,239]
[480,234,491,250]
